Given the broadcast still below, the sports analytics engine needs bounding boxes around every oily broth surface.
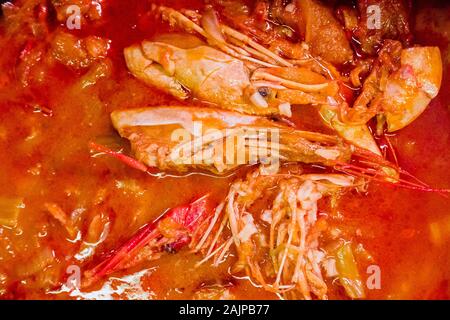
[0,0,449,299]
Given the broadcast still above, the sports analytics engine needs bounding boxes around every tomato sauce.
[0,0,449,299]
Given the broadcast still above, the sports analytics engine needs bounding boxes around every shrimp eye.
[258,87,270,98]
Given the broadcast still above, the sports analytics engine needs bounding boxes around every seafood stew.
[0,0,449,300]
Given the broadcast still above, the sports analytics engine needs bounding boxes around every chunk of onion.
[335,243,365,299]
[0,197,24,228]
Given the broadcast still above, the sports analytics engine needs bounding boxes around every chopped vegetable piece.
[0,197,24,228]
[335,243,365,299]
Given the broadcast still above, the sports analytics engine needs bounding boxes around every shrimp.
[340,40,442,132]
[124,5,341,115]
[82,194,215,288]
[123,4,381,155]
[198,166,361,300]
[109,106,352,175]
[94,104,450,192]
[124,36,336,115]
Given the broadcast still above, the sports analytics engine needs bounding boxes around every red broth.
[0,0,449,299]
